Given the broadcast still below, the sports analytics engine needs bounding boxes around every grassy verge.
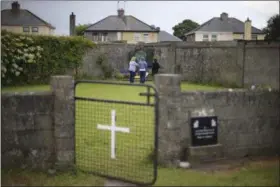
[155,160,279,186]
[1,169,104,186]
[2,160,279,186]
[1,80,223,93]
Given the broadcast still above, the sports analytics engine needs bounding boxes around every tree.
[263,14,280,40]
[75,24,91,36]
[172,19,199,40]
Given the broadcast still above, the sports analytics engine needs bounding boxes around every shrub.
[1,30,95,86]
[114,72,125,80]
[96,54,114,79]
[128,46,154,65]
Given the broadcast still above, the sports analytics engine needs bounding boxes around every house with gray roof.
[1,1,55,35]
[185,12,265,42]
[158,31,182,42]
[84,8,160,44]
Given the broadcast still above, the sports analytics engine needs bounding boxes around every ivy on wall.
[96,54,114,79]
[128,45,155,67]
[1,30,95,86]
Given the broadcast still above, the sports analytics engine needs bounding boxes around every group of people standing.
[128,56,160,83]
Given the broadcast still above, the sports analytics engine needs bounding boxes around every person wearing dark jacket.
[152,58,160,76]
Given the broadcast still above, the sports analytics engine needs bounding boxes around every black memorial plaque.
[190,116,218,146]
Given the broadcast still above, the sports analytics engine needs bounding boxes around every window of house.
[32,27,38,32]
[134,33,141,42]
[97,34,102,41]
[102,33,108,42]
[252,34,257,40]
[23,27,30,33]
[202,34,209,41]
[92,32,98,41]
[143,33,149,42]
[211,34,217,41]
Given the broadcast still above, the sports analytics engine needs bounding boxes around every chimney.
[69,12,76,36]
[244,17,252,40]
[220,12,228,21]
[117,8,125,17]
[11,1,20,13]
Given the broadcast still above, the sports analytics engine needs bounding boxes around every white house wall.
[195,32,233,41]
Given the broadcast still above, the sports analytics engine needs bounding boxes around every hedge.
[1,30,95,86]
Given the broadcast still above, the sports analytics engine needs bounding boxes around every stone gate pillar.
[50,75,75,170]
[154,74,182,166]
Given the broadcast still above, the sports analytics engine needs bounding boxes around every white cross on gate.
[97,110,130,159]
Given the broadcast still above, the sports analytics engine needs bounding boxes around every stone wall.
[174,42,242,87]
[82,41,280,89]
[155,74,280,166]
[1,91,55,169]
[1,76,75,171]
[2,74,279,171]
[244,42,280,89]
[82,44,135,77]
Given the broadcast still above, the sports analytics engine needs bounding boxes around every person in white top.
[128,56,138,83]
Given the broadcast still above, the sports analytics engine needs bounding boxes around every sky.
[1,0,279,35]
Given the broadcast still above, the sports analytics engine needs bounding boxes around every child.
[128,56,138,83]
[138,57,148,83]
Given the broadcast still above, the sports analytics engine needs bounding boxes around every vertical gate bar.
[153,88,159,184]
[73,81,77,175]
[147,87,151,105]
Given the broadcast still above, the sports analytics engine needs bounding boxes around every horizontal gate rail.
[74,80,159,186]
[75,80,157,89]
[74,96,155,107]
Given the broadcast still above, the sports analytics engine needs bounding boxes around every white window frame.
[202,34,209,41]
[97,34,102,41]
[252,34,257,40]
[117,32,122,40]
[23,26,30,33]
[92,32,98,41]
[211,34,217,41]
[143,33,149,42]
[102,33,108,42]
[32,27,38,33]
[134,33,141,42]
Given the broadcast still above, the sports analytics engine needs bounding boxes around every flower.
[2,67,7,73]
[28,54,35,59]
[15,71,20,76]
[12,63,18,68]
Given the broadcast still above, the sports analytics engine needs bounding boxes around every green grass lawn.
[2,160,279,186]
[75,83,156,183]
[2,82,278,186]
[1,80,223,93]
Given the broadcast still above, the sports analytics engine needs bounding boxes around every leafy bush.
[114,72,126,80]
[1,30,95,86]
[128,46,154,67]
[96,54,114,79]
